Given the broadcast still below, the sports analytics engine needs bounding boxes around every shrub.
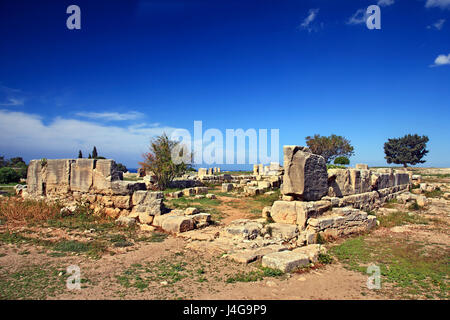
[0,197,61,224]
[0,167,20,184]
[334,156,350,165]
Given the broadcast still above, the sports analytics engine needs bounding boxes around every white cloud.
[299,8,320,32]
[0,109,176,166]
[427,18,446,29]
[0,85,25,106]
[75,111,144,121]
[0,97,24,106]
[425,0,450,9]
[431,53,450,66]
[347,8,368,25]
[377,0,395,6]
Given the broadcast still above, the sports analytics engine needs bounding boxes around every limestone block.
[70,159,95,192]
[266,223,299,240]
[222,183,233,192]
[161,216,195,233]
[262,250,309,272]
[44,159,74,194]
[132,191,164,206]
[26,160,44,195]
[281,146,328,200]
[93,159,123,192]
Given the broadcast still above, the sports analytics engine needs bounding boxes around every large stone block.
[26,160,44,195]
[281,146,328,201]
[161,216,195,233]
[132,191,164,205]
[92,159,123,193]
[394,172,410,186]
[266,223,299,240]
[270,200,331,229]
[44,159,74,194]
[70,159,95,192]
[328,169,372,197]
[262,250,309,272]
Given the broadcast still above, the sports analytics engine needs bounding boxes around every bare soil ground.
[0,170,448,300]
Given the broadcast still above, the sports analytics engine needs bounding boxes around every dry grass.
[0,197,61,225]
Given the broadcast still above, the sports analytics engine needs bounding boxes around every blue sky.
[0,0,449,169]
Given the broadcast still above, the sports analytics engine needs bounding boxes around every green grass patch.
[0,263,69,299]
[377,211,428,228]
[330,236,449,299]
[226,266,284,283]
[424,189,444,199]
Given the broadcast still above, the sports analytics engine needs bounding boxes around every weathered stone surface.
[281,146,328,201]
[227,245,288,264]
[189,213,212,228]
[183,188,195,196]
[292,244,326,263]
[43,159,74,194]
[225,219,263,240]
[206,193,217,199]
[138,212,154,224]
[306,207,377,236]
[244,186,264,196]
[266,223,299,240]
[198,168,208,177]
[185,207,199,215]
[262,250,309,272]
[132,191,164,205]
[355,164,368,170]
[93,160,123,192]
[194,187,208,194]
[132,198,166,216]
[328,169,372,197]
[161,216,195,233]
[261,206,271,219]
[270,200,331,229]
[394,172,410,186]
[26,160,44,195]
[115,216,136,227]
[112,195,131,209]
[139,224,156,232]
[417,195,427,207]
[270,201,298,224]
[222,183,233,192]
[109,181,146,195]
[70,159,95,192]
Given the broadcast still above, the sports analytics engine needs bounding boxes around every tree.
[116,163,128,173]
[139,133,191,190]
[305,134,355,164]
[8,157,25,167]
[88,153,92,159]
[0,156,7,168]
[0,167,20,184]
[92,146,98,159]
[334,156,350,165]
[384,134,429,168]
[78,150,83,158]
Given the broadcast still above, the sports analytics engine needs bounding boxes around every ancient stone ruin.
[21,145,411,273]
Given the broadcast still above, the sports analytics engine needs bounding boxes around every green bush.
[334,156,350,165]
[0,167,20,184]
[327,164,346,169]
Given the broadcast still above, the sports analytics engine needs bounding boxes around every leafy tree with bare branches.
[305,134,354,164]
[139,133,191,190]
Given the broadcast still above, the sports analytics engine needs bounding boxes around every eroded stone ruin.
[21,146,411,272]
